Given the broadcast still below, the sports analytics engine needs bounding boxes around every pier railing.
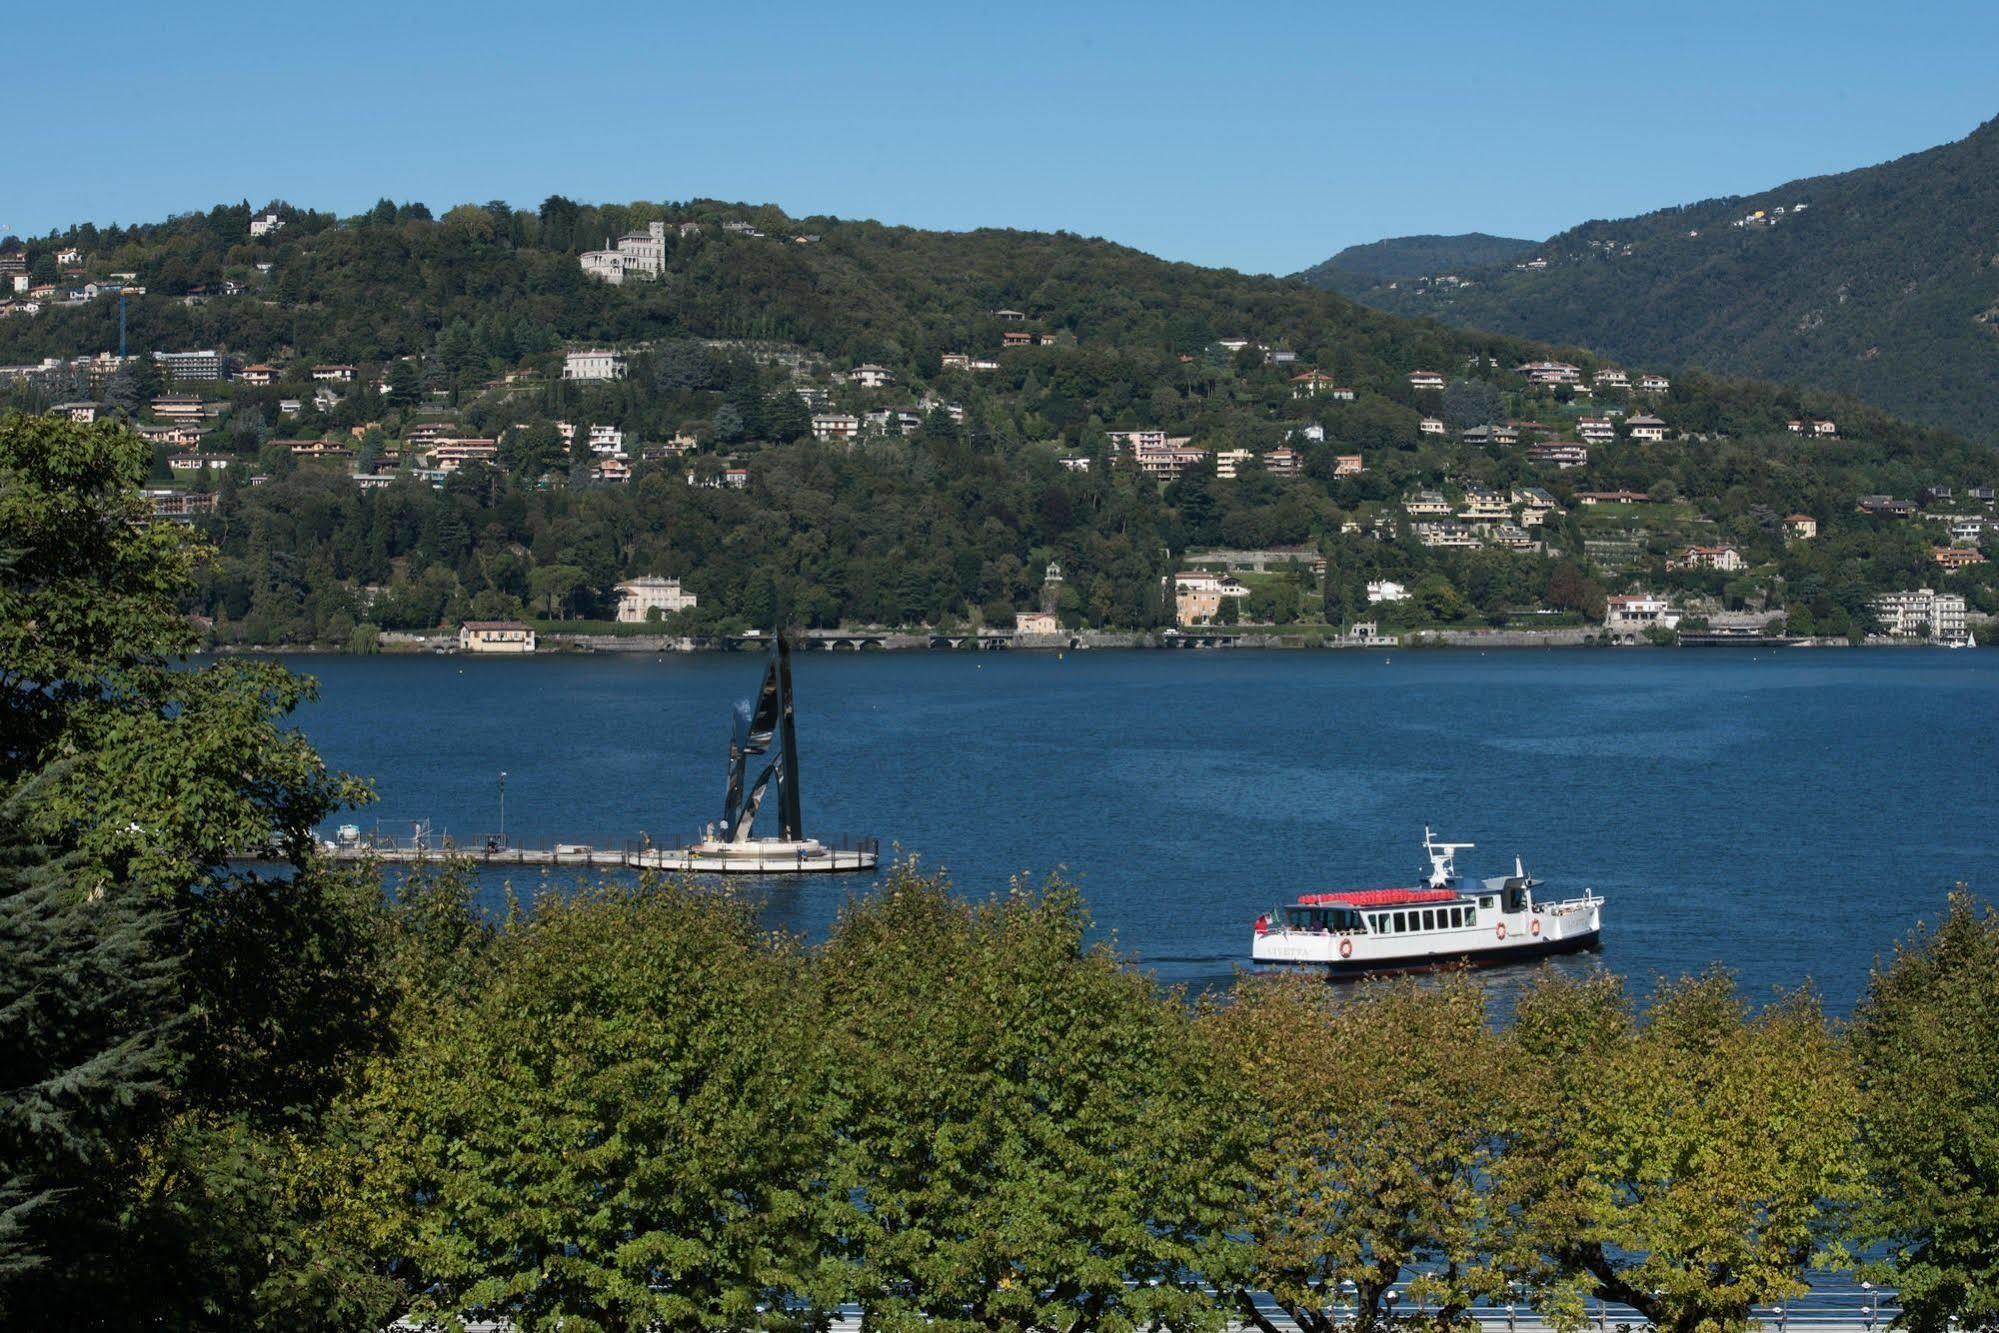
[322,826,880,870]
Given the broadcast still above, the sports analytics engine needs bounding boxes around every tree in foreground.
[1200,972,1511,1333]
[818,867,1226,1333]
[1852,890,1999,1333]
[1500,971,1859,1333]
[350,878,835,1331]
[0,411,378,1327]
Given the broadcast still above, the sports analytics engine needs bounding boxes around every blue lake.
[276,647,1999,1011]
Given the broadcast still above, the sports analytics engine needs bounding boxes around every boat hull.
[1258,925,1602,979]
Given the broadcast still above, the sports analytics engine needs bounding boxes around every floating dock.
[321,833,878,874]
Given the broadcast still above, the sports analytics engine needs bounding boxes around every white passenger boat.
[1252,829,1603,977]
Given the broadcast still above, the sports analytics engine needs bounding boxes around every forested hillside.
[1309,116,1999,443]
[1293,233,1538,292]
[1,193,1994,645]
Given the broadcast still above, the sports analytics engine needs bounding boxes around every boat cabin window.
[1448,907,1461,928]
[1480,896,1495,910]
[1285,906,1363,932]
[1393,911,1407,933]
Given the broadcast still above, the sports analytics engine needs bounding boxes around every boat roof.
[1296,887,1460,908]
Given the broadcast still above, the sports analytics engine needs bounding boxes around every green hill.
[1293,233,1539,292]
[0,195,1994,644]
[1311,116,1999,444]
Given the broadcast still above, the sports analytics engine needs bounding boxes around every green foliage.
[819,868,1224,1333]
[1852,890,1999,1333]
[1502,971,1860,1333]
[1201,973,1511,1333]
[352,878,833,1332]
[0,412,380,1326]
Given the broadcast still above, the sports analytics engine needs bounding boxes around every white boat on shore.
[1252,830,1603,977]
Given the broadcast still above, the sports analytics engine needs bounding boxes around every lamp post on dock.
[499,771,508,850]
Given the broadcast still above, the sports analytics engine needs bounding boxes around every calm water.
[275,647,1998,1010]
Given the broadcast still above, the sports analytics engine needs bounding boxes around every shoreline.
[206,626,1985,656]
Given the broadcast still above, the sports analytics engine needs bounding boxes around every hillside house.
[1404,490,1452,517]
[1289,370,1340,398]
[1459,487,1511,523]
[1419,417,1447,436]
[1406,370,1446,392]
[1857,495,1917,519]
[1213,449,1254,480]
[1133,441,1208,481]
[1626,415,1668,443]
[1670,545,1746,573]
[1577,418,1615,444]
[1934,547,1987,571]
[1526,441,1589,469]
[563,349,625,381]
[1785,514,1818,540]
[1414,522,1480,549]
[812,412,861,443]
[849,364,895,389]
[1335,453,1365,476]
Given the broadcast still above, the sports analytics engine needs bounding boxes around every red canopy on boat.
[1296,887,1460,908]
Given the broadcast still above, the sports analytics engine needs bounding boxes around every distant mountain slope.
[1293,233,1538,292]
[1319,116,1999,443]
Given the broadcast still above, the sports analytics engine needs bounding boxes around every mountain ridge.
[1296,115,1999,443]
[1292,233,1539,292]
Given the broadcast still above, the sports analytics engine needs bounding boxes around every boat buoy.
[1495,922,1507,940]
[1339,938,1353,959]
[1530,919,1541,937]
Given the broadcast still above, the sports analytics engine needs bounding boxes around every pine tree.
[0,770,178,1311]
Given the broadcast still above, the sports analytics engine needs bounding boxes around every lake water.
[278,647,1998,1011]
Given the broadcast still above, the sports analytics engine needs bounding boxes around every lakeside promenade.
[214,624,1994,656]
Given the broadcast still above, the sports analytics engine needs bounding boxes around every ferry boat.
[1252,830,1603,977]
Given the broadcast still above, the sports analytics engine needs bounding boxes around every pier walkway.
[320,830,879,874]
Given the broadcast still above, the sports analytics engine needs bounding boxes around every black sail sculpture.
[721,633,803,843]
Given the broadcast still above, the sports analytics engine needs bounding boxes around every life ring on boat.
[1495,922,1507,941]
[1339,938,1353,959]
[1530,919,1541,937]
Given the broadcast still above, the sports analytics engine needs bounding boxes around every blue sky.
[4,1,1995,274]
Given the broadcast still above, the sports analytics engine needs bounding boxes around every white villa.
[564,349,625,381]
[580,221,668,284]
[614,577,698,623]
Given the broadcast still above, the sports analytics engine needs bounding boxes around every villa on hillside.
[1670,545,1746,573]
[580,221,667,284]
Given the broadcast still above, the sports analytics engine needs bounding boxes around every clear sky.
[4,1,1995,274]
